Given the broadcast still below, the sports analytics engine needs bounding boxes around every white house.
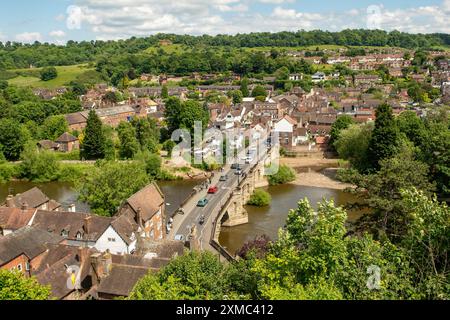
[30,211,138,255]
[274,115,298,147]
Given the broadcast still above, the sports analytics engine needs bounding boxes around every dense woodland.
[0,30,449,70]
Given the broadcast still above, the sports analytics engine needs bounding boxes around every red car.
[208,186,219,194]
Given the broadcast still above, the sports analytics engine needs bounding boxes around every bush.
[40,67,58,81]
[0,163,21,183]
[247,189,272,207]
[20,144,60,182]
[267,165,296,185]
[57,164,93,182]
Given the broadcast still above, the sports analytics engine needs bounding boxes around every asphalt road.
[174,161,252,242]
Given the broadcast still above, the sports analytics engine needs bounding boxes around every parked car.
[174,234,185,242]
[219,175,228,182]
[197,198,209,207]
[231,163,240,170]
[235,168,242,175]
[199,215,205,225]
[208,186,219,194]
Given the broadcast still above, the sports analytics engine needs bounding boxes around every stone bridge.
[211,152,270,246]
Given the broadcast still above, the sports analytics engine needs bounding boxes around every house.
[55,132,79,152]
[118,183,165,241]
[0,207,37,236]
[289,73,303,81]
[274,115,298,148]
[312,72,326,82]
[30,210,138,255]
[2,187,61,211]
[65,112,88,132]
[0,226,63,275]
[37,140,59,151]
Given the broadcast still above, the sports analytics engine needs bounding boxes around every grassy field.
[7,64,94,89]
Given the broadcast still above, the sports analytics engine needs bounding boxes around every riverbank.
[279,157,354,190]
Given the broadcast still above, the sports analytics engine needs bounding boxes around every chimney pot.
[84,216,92,235]
[6,195,14,208]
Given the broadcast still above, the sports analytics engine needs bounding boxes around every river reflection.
[0,179,202,217]
[219,184,361,255]
[0,181,90,212]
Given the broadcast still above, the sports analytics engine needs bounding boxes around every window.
[25,262,30,271]
[61,230,69,238]
[76,232,82,240]
[108,238,116,242]
[17,264,22,271]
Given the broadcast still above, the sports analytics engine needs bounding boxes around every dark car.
[199,215,205,225]
[231,163,239,170]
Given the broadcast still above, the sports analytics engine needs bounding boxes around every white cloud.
[64,0,450,39]
[15,32,42,43]
[50,30,66,37]
[55,14,66,22]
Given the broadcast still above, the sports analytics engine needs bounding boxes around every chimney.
[136,207,144,229]
[84,216,92,235]
[90,251,112,285]
[21,202,28,211]
[6,195,14,208]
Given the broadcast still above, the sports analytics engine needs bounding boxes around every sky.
[0,0,449,44]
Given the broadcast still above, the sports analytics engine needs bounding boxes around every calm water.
[0,179,202,217]
[219,184,362,255]
[0,181,90,212]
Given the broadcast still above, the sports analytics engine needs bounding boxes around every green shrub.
[20,145,60,182]
[0,163,22,183]
[247,189,272,207]
[267,165,296,185]
[57,164,93,182]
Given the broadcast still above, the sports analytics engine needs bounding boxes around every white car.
[174,234,185,242]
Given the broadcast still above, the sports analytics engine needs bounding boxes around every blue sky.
[0,0,449,43]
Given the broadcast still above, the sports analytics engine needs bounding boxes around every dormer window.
[76,232,83,240]
[61,230,69,238]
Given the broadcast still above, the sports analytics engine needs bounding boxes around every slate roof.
[0,226,63,266]
[125,183,164,222]
[6,187,50,209]
[31,211,112,242]
[96,265,151,297]
[56,132,78,143]
[0,207,36,231]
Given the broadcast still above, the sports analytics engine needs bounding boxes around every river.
[1,178,360,256]
[0,180,203,218]
[219,184,362,255]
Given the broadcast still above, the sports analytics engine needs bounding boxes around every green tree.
[0,270,51,300]
[77,161,149,216]
[396,110,426,146]
[251,85,268,99]
[40,66,58,81]
[227,90,243,104]
[164,97,183,135]
[161,85,169,99]
[274,66,290,80]
[353,146,435,240]
[0,119,29,161]
[80,110,105,160]
[132,117,160,153]
[117,122,140,159]
[247,189,272,207]
[329,115,355,151]
[240,78,250,97]
[20,142,60,182]
[179,100,209,134]
[334,122,374,172]
[39,115,69,141]
[367,104,401,171]
[267,165,296,185]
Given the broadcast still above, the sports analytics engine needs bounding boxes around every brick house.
[2,187,61,211]
[118,183,165,241]
[56,132,79,152]
[0,226,63,275]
